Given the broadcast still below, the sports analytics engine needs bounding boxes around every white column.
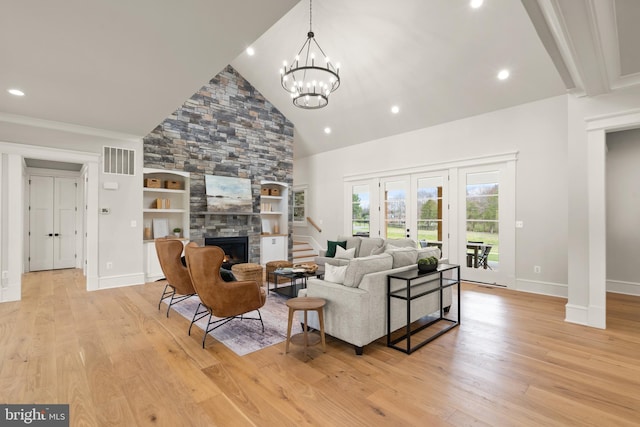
[586,128,607,328]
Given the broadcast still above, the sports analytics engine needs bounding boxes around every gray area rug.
[171,291,301,356]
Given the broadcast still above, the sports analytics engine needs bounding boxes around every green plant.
[418,256,438,267]
[173,227,181,233]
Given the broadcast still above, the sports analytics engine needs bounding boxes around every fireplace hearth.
[204,236,249,269]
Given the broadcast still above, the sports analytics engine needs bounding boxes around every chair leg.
[189,303,209,336]
[158,284,174,311]
[257,309,264,333]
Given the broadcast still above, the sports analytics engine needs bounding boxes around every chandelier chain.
[309,0,313,33]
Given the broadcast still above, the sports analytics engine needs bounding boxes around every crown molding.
[0,112,142,142]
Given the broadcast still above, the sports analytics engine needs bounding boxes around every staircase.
[292,240,318,264]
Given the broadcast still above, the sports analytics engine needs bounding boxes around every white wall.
[605,128,640,294]
[295,95,569,296]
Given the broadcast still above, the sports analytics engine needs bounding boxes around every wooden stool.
[285,297,326,356]
[231,263,263,287]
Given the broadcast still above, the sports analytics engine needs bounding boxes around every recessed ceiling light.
[497,69,510,80]
[324,127,331,134]
[470,0,484,8]
[8,88,25,96]
[391,105,400,114]
[246,47,255,56]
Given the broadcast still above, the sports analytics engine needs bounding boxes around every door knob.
[48,233,53,237]
[54,233,60,237]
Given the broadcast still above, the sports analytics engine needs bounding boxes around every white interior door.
[29,176,55,271]
[54,177,77,269]
[29,175,77,271]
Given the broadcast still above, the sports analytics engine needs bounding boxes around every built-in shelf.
[143,168,190,283]
[261,195,283,200]
[260,211,283,215]
[193,211,259,216]
[143,209,186,213]
[143,188,187,194]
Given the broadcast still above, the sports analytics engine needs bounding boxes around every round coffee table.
[285,297,326,356]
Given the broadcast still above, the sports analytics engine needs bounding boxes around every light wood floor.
[1,269,639,426]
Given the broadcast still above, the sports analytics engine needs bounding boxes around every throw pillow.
[326,240,347,258]
[335,246,356,260]
[324,263,348,284]
[220,268,236,282]
[386,247,418,268]
[343,253,393,287]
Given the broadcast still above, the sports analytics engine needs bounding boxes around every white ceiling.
[1,0,639,159]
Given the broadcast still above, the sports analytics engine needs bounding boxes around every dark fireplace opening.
[204,236,249,269]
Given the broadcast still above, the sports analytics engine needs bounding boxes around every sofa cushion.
[386,238,417,249]
[335,246,356,260]
[324,263,348,284]
[343,253,393,288]
[385,247,418,268]
[417,247,441,260]
[337,235,363,257]
[326,240,347,258]
[358,237,385,257]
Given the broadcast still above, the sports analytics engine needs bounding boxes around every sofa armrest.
[314,256,349,267]
[298,278,372,347]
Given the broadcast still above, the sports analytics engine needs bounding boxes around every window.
[352,184,370,236]
[416,176,444,244]
[293,187,307,224]
[466,171,499,269]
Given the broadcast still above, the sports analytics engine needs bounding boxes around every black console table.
[387,263,460,354]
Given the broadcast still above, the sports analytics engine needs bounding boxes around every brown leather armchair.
[155,238,196,317]
[185,243,266,348]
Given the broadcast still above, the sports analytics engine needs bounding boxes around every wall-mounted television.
[205,175,252,213]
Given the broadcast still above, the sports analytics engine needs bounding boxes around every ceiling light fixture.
[391,105,400,114]
[497,69,510,80]
[8,88,25,96]
[246,47,255,56]
[280,0,340,109]
[470,0,484,8]
[324,127,331,134]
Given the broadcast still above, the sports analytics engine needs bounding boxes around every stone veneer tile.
[143,65,294,264]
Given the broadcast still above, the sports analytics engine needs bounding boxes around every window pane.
[416,177,443,244]
[384,181,406,239]
[352,185,370,236]
[466,173,499,269]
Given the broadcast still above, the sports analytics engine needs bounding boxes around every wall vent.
[103,146,135,175]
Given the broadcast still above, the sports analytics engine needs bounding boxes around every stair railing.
[306,217,322,233]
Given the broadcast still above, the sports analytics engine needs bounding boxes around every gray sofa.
[301,237,450,355]
[314,236,418,269]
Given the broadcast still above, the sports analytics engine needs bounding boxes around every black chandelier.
[280,0,340,109]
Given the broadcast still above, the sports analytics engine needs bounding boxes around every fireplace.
[204,236,249,269]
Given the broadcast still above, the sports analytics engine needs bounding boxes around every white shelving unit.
[143,168,190,281]
[260,181,288,265]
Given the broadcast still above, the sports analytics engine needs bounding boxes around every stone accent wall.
[143,65,294,263]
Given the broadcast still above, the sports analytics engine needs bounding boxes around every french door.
[378,171,449,257]
[458,164,515,286]
[29,175,77,271]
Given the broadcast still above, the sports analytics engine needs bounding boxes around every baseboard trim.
[0,284,20,302]
[97,273,145,290]
[565,303,589,326]
[607,279,640,296]
[515,278,568,298]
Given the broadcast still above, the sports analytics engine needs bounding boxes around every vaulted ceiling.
[1,0,639,158]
